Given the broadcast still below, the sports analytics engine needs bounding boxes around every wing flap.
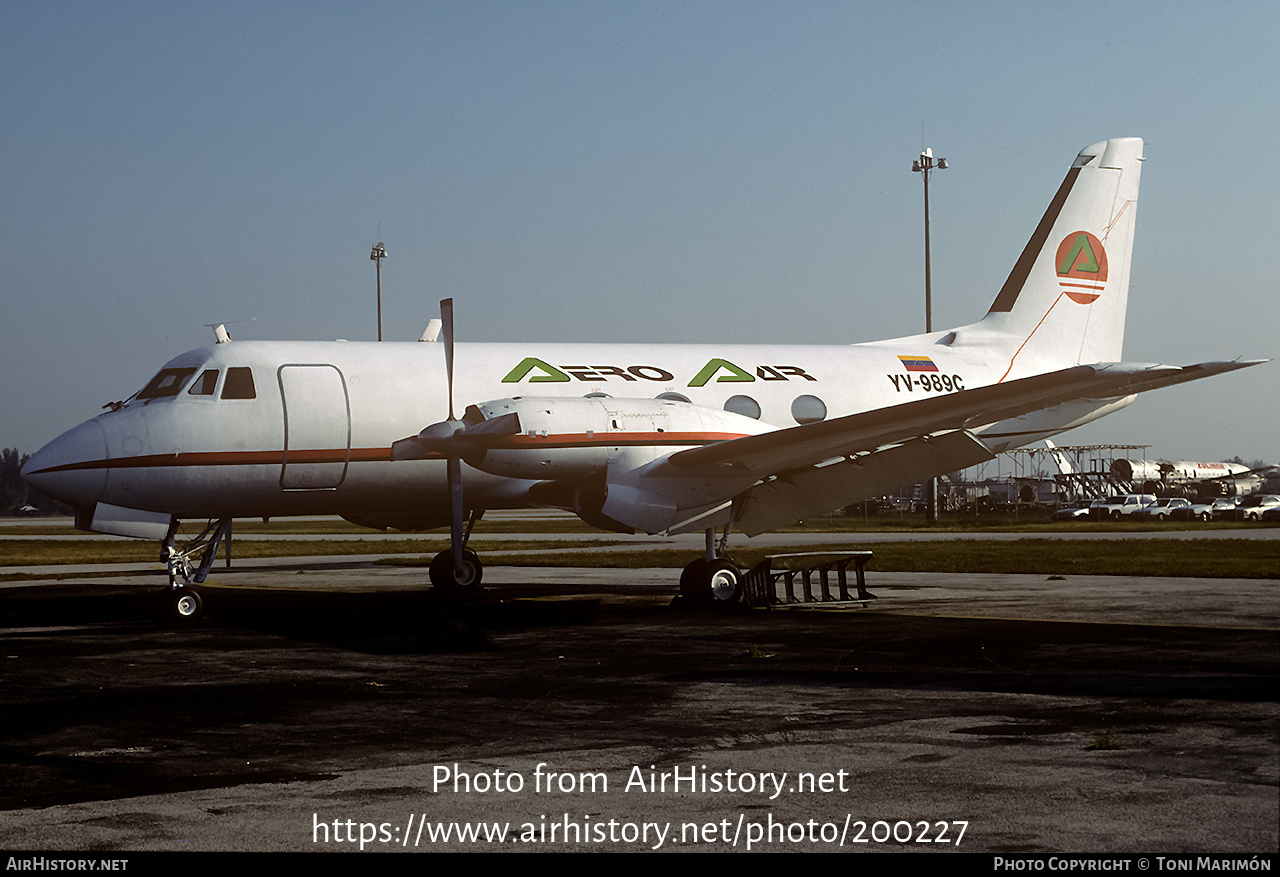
[735,430,996,536]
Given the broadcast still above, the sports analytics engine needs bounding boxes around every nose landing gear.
[160,517,233,622]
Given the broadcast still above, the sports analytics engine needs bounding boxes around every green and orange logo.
[1054,231,1108,304]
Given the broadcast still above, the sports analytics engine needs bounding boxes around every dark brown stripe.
[27,432,744,474]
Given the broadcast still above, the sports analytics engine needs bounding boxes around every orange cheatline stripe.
[998,292,1066,383]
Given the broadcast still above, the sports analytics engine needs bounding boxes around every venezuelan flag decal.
[898,355,938,372]
[1055,230,1108,304]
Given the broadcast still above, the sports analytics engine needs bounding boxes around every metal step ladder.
[742,551,876,608]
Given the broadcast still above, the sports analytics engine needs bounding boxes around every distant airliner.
[1111,458,1276,499]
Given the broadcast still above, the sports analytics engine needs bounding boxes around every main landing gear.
[678,526,743,607]
[160,517,232,622]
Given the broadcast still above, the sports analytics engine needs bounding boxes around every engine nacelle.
[464,396,772,481]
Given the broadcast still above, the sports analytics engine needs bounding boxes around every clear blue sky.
[2,0,1275,464]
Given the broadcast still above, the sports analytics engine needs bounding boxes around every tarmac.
[0,531,1276,853]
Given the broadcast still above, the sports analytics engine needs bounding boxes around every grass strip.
[0,539,583,567]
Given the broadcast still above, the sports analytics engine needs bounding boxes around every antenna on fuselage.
[420,318,442,342]
[204,319,256,343]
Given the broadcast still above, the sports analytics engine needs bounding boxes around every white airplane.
[21,137,1265,618]
[1110,458,1276,498]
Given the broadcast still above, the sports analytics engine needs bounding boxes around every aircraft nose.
[21,420,108,509]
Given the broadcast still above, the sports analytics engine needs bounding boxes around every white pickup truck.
[1093,494,1157,519]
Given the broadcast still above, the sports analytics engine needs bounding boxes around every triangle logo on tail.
[1055,231,1108,304]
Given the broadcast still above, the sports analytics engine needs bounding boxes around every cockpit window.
[136,367,197,401]
[221,367,256,400]
[188,369,220,396]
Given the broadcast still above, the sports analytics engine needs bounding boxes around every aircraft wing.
[668,360,1263,476]
[641,359,1265,535]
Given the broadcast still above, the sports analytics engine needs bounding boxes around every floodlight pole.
[370,242,387,341]
[912,148,947,523]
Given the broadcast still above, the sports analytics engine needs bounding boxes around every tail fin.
[977,138,1143,379]
[1043,440,1074,475]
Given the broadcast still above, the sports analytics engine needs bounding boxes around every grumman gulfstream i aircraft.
[21,137,1264,618]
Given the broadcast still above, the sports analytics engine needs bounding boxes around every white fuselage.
[23,333,1125,528]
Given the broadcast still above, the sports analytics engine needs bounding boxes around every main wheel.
[705,560,743,604]
[679,558,741,605]
[429,548,483,590]
[170,587,203,622]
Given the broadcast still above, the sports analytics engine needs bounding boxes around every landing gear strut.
[160,517,232,621]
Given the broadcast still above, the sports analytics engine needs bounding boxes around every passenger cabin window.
[791,394,827,425]
[724,394,762,420]
[188,369,219,396]
[137,367,196,401]
[221,367,256,400]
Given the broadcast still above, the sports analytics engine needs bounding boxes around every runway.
[1,556,1276,853]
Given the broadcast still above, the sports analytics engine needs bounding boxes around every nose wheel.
[168,586,204,622]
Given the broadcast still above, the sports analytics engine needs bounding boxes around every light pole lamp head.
[914,148,947,173]
[370,242,387,261]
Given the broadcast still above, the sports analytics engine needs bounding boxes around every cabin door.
[279,364,351,489]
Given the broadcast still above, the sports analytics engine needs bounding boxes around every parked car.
[1138,497,1193,519]
[1051,500,1097,521]
[1093,494,1157,519]
[1232,494,1280,521]
[1174,496,1242,522]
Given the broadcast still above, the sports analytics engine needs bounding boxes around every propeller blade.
[440,298,455,421]
[439,297,466,579]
